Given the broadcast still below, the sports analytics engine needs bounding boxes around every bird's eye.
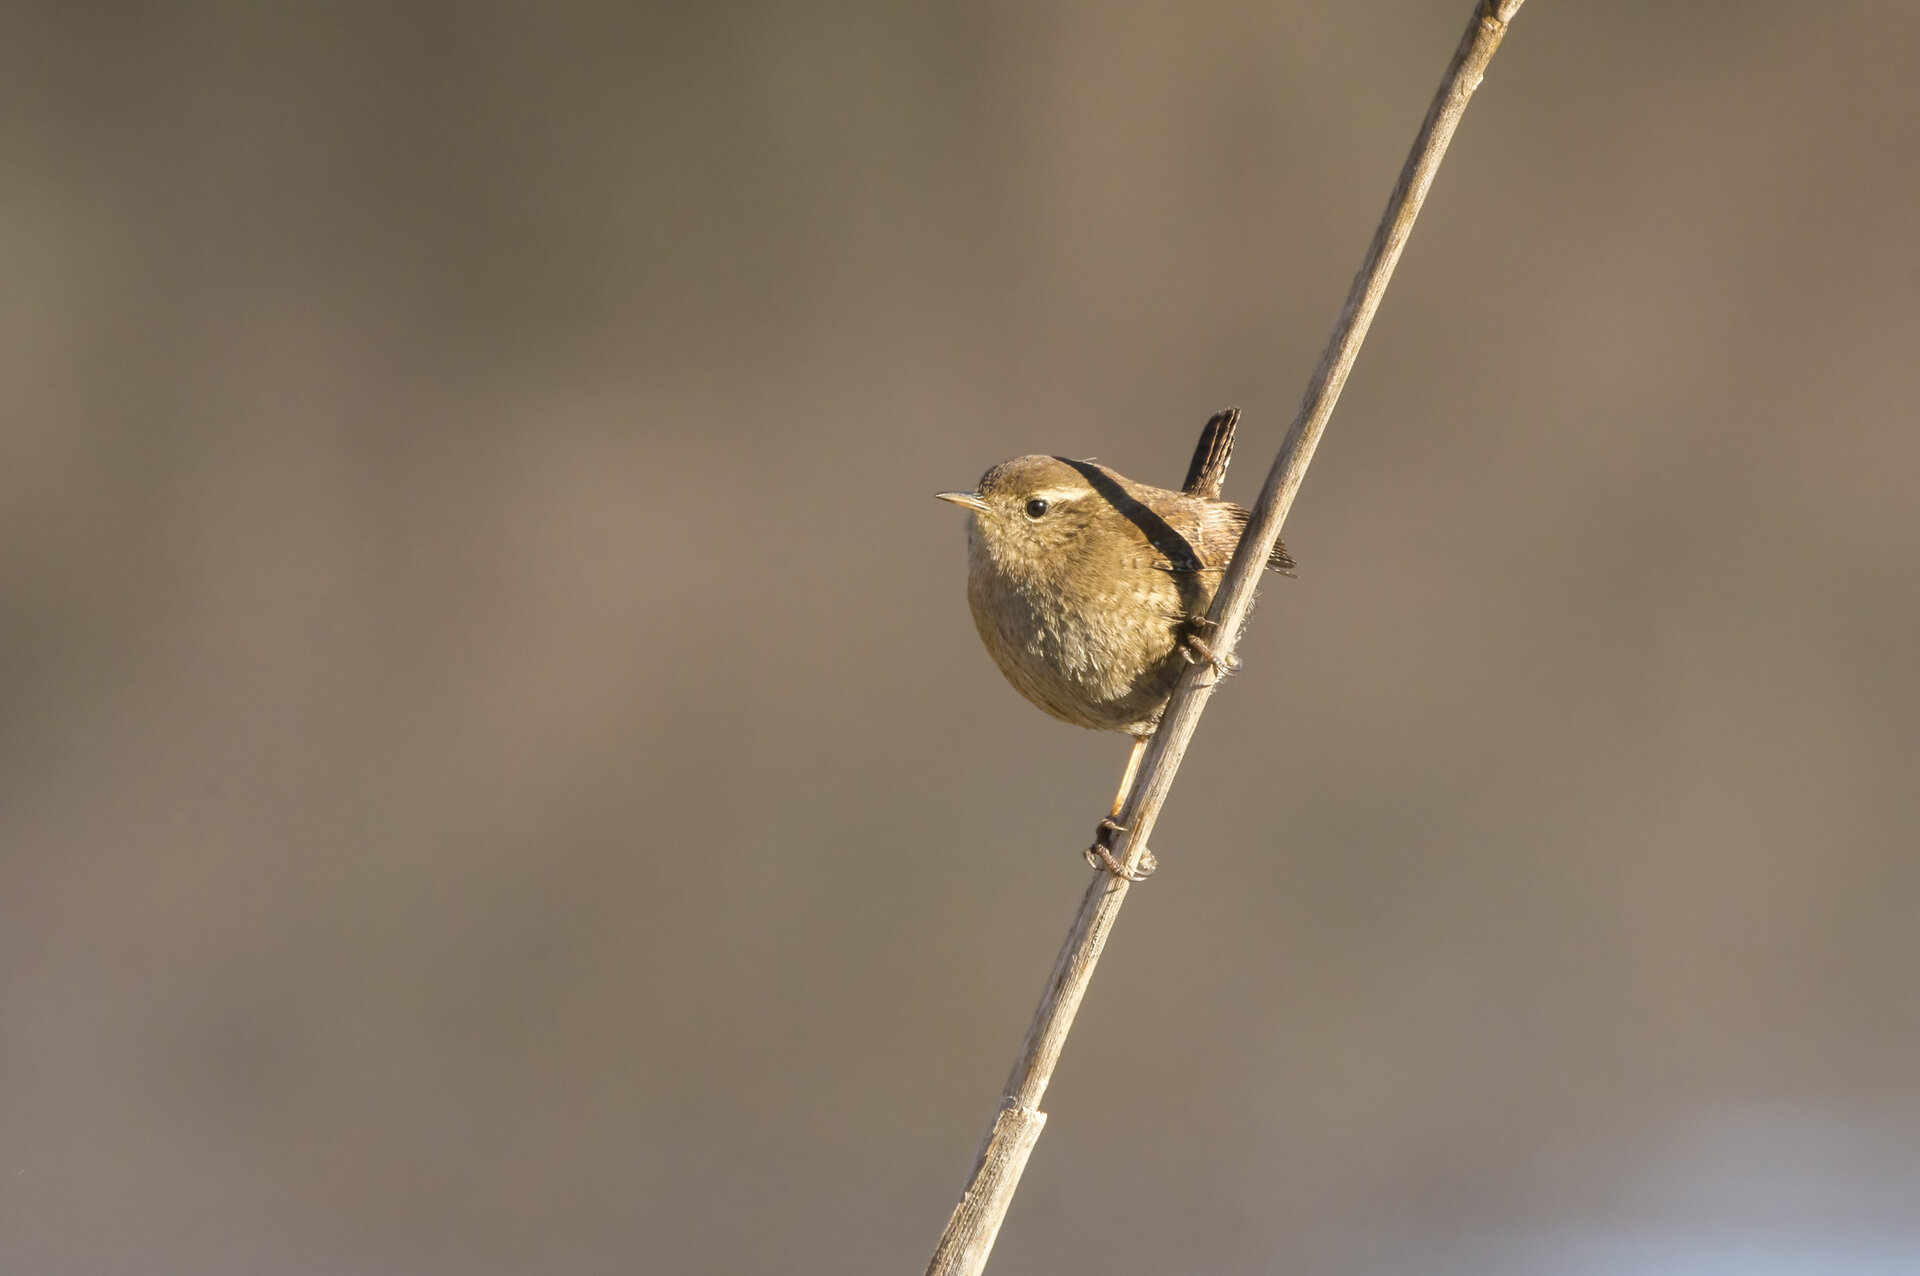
[1024,498,1050,519]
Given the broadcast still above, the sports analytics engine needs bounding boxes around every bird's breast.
[963,534,1199,733]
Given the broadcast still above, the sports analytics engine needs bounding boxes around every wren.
[936,410,1292,878]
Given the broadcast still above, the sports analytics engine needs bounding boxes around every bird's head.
[935,455,1111,570]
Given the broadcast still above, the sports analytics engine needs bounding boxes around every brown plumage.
[936,448,1292,738]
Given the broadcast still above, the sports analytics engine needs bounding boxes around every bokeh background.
[4,2,1918,1273]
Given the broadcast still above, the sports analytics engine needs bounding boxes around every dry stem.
[925,4,1529,1273]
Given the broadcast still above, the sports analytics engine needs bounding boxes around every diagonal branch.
[925,4,1530,1273]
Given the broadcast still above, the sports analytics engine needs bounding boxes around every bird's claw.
[1180,633,1241,679]
[1085,816,1156,881]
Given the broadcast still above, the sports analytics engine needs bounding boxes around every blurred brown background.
[4,2,1918,1273]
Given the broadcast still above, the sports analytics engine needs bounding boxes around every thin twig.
[924,4,1529,1273]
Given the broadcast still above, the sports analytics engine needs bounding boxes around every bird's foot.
[1084,816,1156,881]
[1180,633,1241,679]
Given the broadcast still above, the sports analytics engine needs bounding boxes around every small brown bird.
[937,410,1292,878]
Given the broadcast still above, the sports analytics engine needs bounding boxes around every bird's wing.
[1206,502,1296,574]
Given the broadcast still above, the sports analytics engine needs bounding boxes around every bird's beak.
[935,491,989,513]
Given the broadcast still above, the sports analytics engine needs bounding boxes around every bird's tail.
[1181,407,1239,501]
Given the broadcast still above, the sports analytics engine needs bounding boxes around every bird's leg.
[1178,615,1240,678]
[1085,735,1156,880]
